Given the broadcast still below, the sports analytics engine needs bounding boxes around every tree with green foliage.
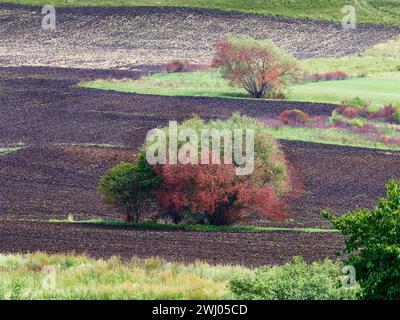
[98,153,161,222]
[322,179,400,300]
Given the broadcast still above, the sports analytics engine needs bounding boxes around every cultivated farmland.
[1,1,400,300]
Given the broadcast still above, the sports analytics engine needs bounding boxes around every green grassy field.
[4,0,400,25]
[272,126,400,151]
[290,74,400,107]
[0,252,245,299]
[81,72,400,109]
[0,252,359,300]
[81,72,400,151]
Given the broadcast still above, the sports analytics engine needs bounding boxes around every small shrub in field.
[342,107,358,119]
[368,105,398,123]
[394,111,400,124]
[348,118,364,129]
[98,154,161,222]
[342,97,370,109]
[229,257,359,300]
[278,109,311,126]
[358,123,379,135]
[311,71,348,82]
[212,35,298,98]
[325,71,348,81]
[162,59,208,73]
[267,90,287,99]
[322,180,400,300]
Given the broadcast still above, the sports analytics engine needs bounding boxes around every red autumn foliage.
[311,71,348,82]
[211,35,297,98]
[153,162,286,225]
[367,105,397,123]
[162,59,208,73]
[278,109,311,126]
[342,107,359,119]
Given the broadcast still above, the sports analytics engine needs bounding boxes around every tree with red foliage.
[153,160,285,226]
[212,35,298,98]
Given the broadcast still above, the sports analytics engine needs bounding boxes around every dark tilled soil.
[1,5,399,69]
[1,67,400,230]
[0,66,336,146]
[1,6,399,265]
[0,220,343,267]
[0,65,396,265]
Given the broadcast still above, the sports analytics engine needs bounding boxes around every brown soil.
[1,66,400,242]
[0,220,343,267]
[0,66,390,226]
[1,5,399,69]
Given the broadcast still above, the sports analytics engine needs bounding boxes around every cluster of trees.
[99,114,290,226]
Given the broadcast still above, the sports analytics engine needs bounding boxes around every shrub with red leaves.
[162,59,208,73]
[368,105,398,123]
[212,35,297,98]
[358,123,379,135]
[342,107,359,119]
[153,161,286,225]
[310,71,348,82]
[267,90,287,100]
[278,109,311,126]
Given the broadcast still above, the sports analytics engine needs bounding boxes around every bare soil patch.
[0,220,343,267]
[1,67,400,230]
[1,5,399,69]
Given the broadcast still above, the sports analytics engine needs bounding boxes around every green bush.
[394,111,400,124]
[350,245,400,300]
[342,97,370,109]
[98,153,161,222]
[322,179,400,300]
[229,257,359,300]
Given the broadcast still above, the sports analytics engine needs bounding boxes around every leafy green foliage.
[394,111,400,124]
[229,257,359,300]
[98,153,161,222]
[322,180,400,300]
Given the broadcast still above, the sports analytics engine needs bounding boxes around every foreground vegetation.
[0,253,242,299]
[0,252,357,300]
[323,180,400,300]
[5,0,400,26]
[4,180,400,300]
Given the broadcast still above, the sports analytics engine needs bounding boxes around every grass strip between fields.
[49,219,338,233]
